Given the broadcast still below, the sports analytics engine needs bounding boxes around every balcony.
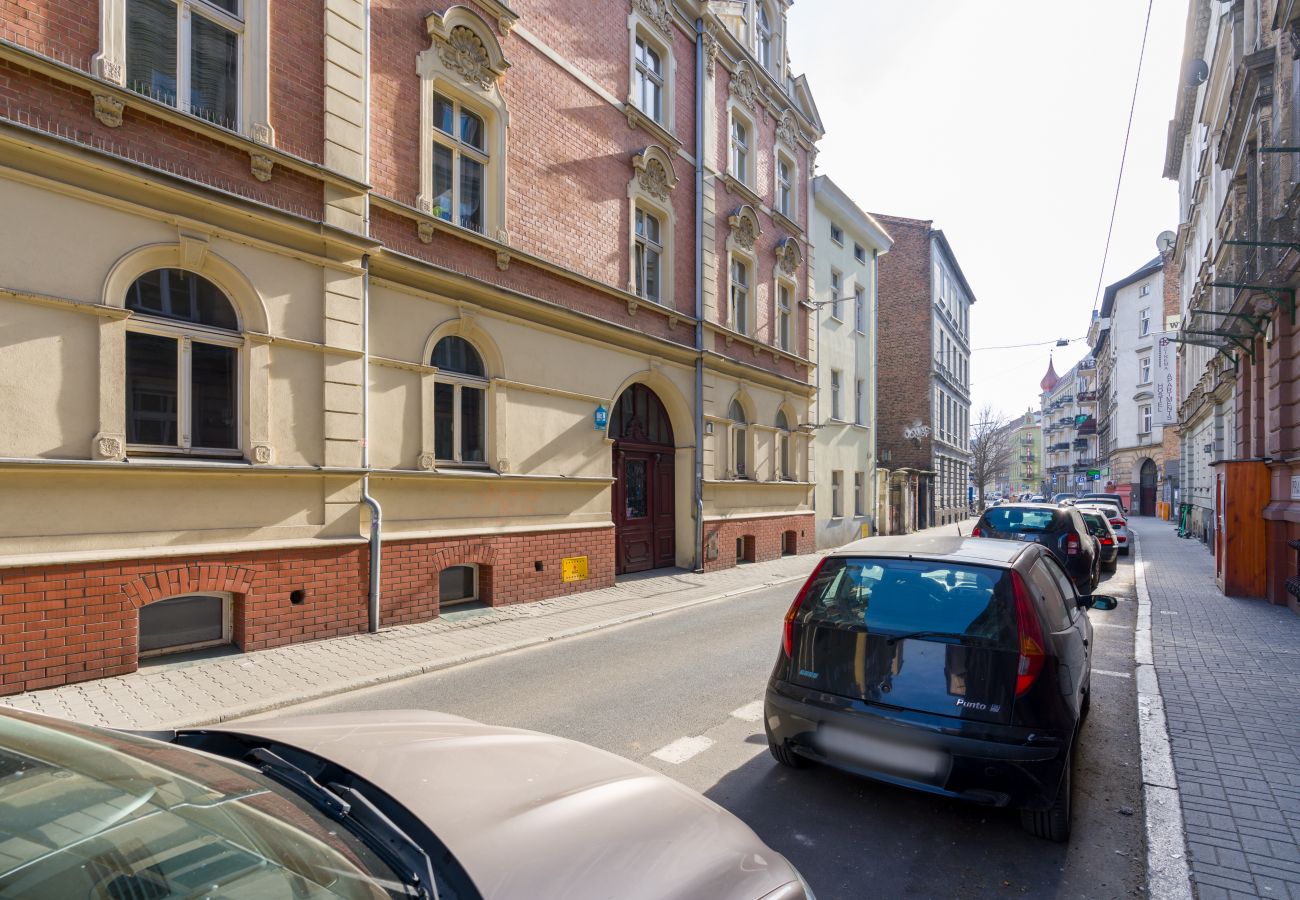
[1050,442,1070,452]
[1074,458,1098,470]
[1076,390,1098,403]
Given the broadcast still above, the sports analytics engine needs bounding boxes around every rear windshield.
[797,557,1017,649]
[981,507,1058,533]
[1078,511,1108,536]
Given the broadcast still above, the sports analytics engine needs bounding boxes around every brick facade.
[701,513,815,573]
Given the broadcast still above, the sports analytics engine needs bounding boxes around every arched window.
[755,3,773,70]
[139,593,233,658]
[776,409,793,481]
[440,564,478,607]
[611,384,673,446]
[432,336,487,464]
[125,269,241,454]
[729,399,748,478]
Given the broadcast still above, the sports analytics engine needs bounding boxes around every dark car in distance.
[765,535,1117,842]
[1078,508,1119,573]
[972,503,1099,594]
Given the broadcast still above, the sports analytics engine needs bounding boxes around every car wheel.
[1080,679,1092,720]
[768,738,808,769]
[1021,746,1073,842]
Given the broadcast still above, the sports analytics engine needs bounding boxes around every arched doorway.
[611,384,675,574]
[1139,458,1157,516]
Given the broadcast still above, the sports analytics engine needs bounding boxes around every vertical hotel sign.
[1154,333,1177,425]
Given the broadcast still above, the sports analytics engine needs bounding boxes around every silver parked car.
[1074,502,1130,556]
[0,708,814,900]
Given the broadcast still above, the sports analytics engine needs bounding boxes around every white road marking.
[730,700,765,722]
[1093,668,1132,679]
[651,735,715,764]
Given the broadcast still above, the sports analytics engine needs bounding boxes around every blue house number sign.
[594,405,608,430]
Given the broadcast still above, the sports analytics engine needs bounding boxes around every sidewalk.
[1136,521,1300,900]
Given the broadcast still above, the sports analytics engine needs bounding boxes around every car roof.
[828,534,1033,567]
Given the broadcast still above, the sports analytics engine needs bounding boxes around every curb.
[163,571,809,730]
[1132,530,1193,900]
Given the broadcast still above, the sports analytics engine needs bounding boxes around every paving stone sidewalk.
[1137,521,1300,900]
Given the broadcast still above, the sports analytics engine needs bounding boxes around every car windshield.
[1077,503,1120,519]
[797,557,1018,650]
[1079,511,1108,536]
[0,712,402,899]
[982,507,1057,533]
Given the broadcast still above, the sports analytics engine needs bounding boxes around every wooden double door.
[614,444,675,574]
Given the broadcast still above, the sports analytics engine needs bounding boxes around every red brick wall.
[0,0,98,67]
[269,1,325,161]
[873,213,935,471]
[0,525,615,696]
[701,513,814,572]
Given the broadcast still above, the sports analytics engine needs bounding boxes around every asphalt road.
[280,551,1145,899]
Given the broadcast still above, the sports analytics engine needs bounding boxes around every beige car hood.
[213,710,802,900]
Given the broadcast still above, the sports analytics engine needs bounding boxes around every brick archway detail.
[429,543,498,572]
[122,564,258,609]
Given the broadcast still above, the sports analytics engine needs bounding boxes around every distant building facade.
[1007,411,1043,497]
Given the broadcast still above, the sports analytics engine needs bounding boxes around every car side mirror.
[1077,594,1118,611]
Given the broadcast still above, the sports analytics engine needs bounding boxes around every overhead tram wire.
[1090,0,1156,315]
[972,336,1086,352]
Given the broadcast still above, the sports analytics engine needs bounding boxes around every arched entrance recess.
[611,384,675,574]
[1139,458,1157,516]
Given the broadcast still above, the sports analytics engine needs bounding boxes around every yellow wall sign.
[859,522,872,539]
[561,556,589,582]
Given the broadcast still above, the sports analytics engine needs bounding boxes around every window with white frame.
[776,409,793,480]
[1139,308,1151,336]
[126,0,242,128]
[830,223,843,245]
[430,92,488,233]
[634,206,662,303]
[125,269,240,455]
[854,285,865,333]
[432,336,488,464]
[830,369,842,420]
[730,112,752,185]
[729,399,748,478]
[1141,404,1152,434]
[831,470,843,517]
[776,281,792,351]
[1139,282,1150,297]
[854,471,865,516]
[855,378,864,425]
[830,269,842,320]
[776,152,793,218]
[1139,356,1152,384]
[854,243,866,263]
[755,1,773,70]
[730,256,750,334]
[633,35,664,124]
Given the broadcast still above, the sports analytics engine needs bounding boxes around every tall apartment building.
[1007,410,1043,497]
[1038,357,1100,497]
[0,0,825,693]
[1164,0,1299,609]
[874,215,976,530]
[810,176,891,548]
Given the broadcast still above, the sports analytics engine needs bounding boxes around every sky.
[787,0,1188,422]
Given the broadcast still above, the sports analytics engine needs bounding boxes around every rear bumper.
[765,681,1069,810]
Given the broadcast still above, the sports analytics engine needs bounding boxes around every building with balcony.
[1006,410,1042,497]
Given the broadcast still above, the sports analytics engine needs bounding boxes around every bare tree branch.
[969,405,1013,508]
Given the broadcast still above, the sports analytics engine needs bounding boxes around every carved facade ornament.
[250,152,274,182]
[727,205,760,251]
[418,452,436,470]
[251,444,273,465]
[438,26,496,89]
[635,0,672,35]
[99,58,124,85]
[776,112,798,148]
[632,146,677,201]
[703,26,720,77]
[93,93,124,128]
[775,237,801,275]
[496,249,510,270]
[728,61,759,110]
[93,433,125,461]
[251,122,273,145]
[418,221,435,243]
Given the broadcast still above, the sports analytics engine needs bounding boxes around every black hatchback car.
[765,535,1117,841]
[972,503,1098,594]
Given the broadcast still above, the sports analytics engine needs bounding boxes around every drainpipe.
[871,246,879,534]
[693,17,705,572]
[360,255,382,632]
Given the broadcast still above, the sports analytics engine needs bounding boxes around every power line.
[972,336,1086,352]
[1091,0,1155,314]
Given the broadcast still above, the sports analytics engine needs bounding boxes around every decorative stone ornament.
[496,249,510,271]
[776,112,798,148]
[418,452,436,470]
[418,221,435,243]
[703,27,720,77]
[632,146,678,201]
[727,205,760,251]
[775,237,802,275]
[98,58,124,85]
[93,433,126,461]
[93,93,124,128]
[635,0,672,36]
[251,444,273,465]
[728,61,760,110]
[425,10,511,91]
[439,26,495,89]
[250,152,274,182]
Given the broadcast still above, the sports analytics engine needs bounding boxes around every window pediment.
[728,60,761,110]
[425,7,510,90]
[632,146,677,201]
[775,237,801,275]
[728,205,761,251]
[634,0,673,37]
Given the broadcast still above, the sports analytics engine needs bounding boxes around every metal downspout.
[693,17,705,572]
[360,255,382,633]
[871,247,879,533]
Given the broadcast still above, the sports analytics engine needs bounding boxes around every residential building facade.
[874,214,976,531]
[810,176,891,548]
[1007,410,1043,497]
[1164,0,1300,610]
[0,0,825,694]
[1039,356,1100,497]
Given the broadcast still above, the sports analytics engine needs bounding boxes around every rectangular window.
[633,37,663,123]
[1139,282,1150,297]
[854,285,865,333]
[776,155,792,217]
[190,341,237,449]
[430,93,489,234]
[127,0,242,129]
[733,424,747,477]
[731,116,749,184]
[830,223,843,245]
[1139,308,1151,336]
[777,282,791,351]
[1139,356,1151,384]
[831,470,843,518]
[126,330,239,453]
[730,257,749,333]
[854,472,865,516]
[830,270,842,320]
[635,207,662,303]
[855,379,864,425]
[126,331,179,446]
[854,243,866,263]
[1141,405,1152,434]
[460,386,486,462]
[831,369,842,420]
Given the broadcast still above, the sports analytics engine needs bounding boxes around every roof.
[812,175,894,252]
[1100,256,1164,318]
[826,534,1031,566]
[931,230,977,306]
[1039,356,1059,392]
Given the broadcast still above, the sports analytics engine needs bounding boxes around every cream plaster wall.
[0,302,99,458]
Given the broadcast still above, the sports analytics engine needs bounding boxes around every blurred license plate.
[1019,533,1037,542]
[816,725,950,782]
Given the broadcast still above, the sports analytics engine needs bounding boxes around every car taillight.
[1101,537,1114,545]
[1066,532,1079,556]
[1109,518,1124,527]
[972,525,983,537]
[1011,571,1046,698]
[782,559,827,657]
